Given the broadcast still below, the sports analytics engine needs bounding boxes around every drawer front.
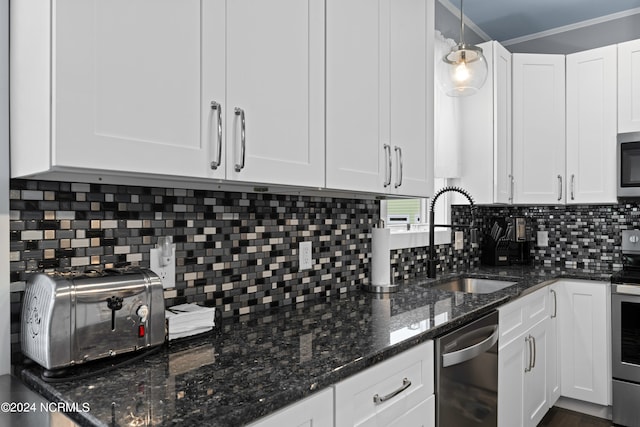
[526,287,549,326]
[499,296,528,348]
[335,341,434,427]
[499,287,549,348]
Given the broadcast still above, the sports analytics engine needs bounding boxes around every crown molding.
[502,7,640,46]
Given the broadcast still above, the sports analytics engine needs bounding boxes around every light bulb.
[454,61,470,83]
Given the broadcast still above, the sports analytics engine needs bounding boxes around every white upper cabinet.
[618,39,640,133]
[512,54,566,204]
[11,0,209,180]
[325,0,434,197]
[11,0,325,189]
[453,41,512,205]
[221,0,325,187]
[566,45,617,204]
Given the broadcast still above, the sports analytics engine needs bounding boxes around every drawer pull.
[373,378,411,404]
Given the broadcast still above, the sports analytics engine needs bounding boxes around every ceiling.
[443,0,640,43]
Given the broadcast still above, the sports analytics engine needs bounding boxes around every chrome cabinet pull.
[509,174,514,202]
[524,336,532,372]
[557,175,563,201]
[550,289,557,318]
[531,334,536,369]
[571,174,575,200]
[394,146,403,188]
[373,378,411,404]
[210,102,222,170]
[383,144,392,187]
[234,108,246,172]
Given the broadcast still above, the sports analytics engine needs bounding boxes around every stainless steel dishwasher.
[435,311,499,427]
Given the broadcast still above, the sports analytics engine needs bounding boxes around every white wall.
[1,0,10,375]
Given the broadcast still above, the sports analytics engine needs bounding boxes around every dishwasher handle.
[441,325,499,368]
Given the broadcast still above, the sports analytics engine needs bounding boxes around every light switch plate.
[299,241,312,270]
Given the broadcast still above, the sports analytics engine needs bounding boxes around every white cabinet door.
[547,285,561,407]
[498,334,526,427]
[247,388,333,427]
[523,318,549,427]
[386,0,433,197]
[557,280,611,406]
[224,0,325,187]
[451,41,512,205]
[566,45,617,204]
[493,42,514,205]
[51,0,208,179]
[326,0,382,194]
[326,0,433,197]
[498,318,550,427]
[618,39,640,133]
[512,54,566,204]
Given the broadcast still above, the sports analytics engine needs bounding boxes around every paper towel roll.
[371,227,391,286]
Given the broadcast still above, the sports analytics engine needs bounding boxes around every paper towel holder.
[363,220,399,294]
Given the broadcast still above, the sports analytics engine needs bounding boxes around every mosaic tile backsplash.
[8,178,634,363]
[456,203,633,272]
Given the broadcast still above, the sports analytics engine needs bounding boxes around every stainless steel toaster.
[21,268,165,371]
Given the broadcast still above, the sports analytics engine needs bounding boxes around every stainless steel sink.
[431,277,517,294]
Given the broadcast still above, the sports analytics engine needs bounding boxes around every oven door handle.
[614,284,640,296]
[442,325,499,368]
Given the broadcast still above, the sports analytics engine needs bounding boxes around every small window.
[382,178,449,231]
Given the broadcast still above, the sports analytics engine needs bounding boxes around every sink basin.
[431,277,517,294]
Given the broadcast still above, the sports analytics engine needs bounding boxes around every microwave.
[618,132,640,198]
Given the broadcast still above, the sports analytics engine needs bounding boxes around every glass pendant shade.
[439,0,488,97]
[439,43,488,96]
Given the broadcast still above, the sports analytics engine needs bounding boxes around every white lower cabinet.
[499,280,611,427]
[247,387,334,427]
[334,341,435,427]
[498,288,551,427]
[555,280,611,406]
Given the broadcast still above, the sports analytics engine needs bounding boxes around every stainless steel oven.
[618,132,640,198]
[611,229,640,426]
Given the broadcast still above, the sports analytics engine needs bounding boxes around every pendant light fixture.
[438,0,488,97]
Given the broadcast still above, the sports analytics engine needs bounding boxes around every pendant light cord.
[459,0,465,45]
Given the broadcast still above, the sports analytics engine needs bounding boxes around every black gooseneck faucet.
[427,186,478,278]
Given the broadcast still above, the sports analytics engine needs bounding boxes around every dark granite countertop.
[19,265,612,427]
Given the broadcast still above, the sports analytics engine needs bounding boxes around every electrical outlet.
[454,231,464,250]
[150,245,175,289]
[537,231,549,247]
[299,241,312,270]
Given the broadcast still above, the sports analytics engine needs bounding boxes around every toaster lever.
[106,296,124,331]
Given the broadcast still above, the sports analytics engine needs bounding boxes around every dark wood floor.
[538,406,612,427]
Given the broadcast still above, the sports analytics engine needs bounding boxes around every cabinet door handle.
[394,146,403,188]
[531,334,537,369]
[373,378,411,404]
[234,108,246,172]
[557,175,563,201]
[571,174,575,200]
[210,102,223,170]
[524,336,532,372]
[509,174,514,203]
[383,144,392,187]
[550,289,557,318]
